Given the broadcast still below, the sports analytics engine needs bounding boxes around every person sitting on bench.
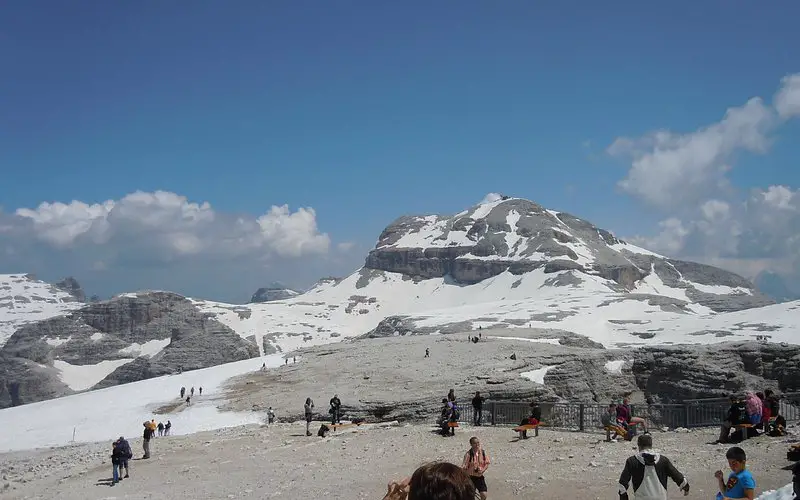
[717,395,747,444]
[518,402,542,439]
[602,403,624,441]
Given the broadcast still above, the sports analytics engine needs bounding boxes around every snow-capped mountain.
[195,197,794,354]
[3,196,800,408]
[0,274,85,346]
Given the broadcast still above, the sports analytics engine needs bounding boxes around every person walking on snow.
[199,387,202,396]
[180,387,185,399]
[157,422,164,437]
[425,348,430,358]
[190,387,195,397]
[268,407,275,424]
[618,434,689,500]
[164,421,172,436]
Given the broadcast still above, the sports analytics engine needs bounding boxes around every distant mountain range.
[754,270,800,303]
[2,196,799,409]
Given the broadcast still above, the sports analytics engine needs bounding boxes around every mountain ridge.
[2,196,799,408]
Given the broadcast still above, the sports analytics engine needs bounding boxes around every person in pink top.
[462,436,491,499]
[744,392,762,426]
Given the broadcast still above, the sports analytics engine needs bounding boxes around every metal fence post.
[579,404,585,431]
[683,404,690,429]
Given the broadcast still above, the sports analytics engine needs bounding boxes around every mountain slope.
[754,270,800,303]
[0,274,85,347]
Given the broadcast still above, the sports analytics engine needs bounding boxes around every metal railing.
[464,393,800,431]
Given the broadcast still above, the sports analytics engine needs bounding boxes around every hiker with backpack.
[439,399,455,437]
[618,434,689,500]
[157,422,164,437]
[164,421,171,436]
[462,437,490,500]
[142,422,154,459]
[116,436,132,480]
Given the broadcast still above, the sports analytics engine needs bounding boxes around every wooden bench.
[604,425,628,441]
[448,422,460,428]
[513,423,540,438]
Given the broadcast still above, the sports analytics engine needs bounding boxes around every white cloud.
[336,242,356,252]
[774,73,800,118]
[12,190,331,260]
[479,193,503,204]
[608,73,799,211]
[610,73,800,282]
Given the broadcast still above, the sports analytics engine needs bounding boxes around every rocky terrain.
[220,331,800,422]
[0,292,259,408]
[249,283,302,303]
[0,421,794,499]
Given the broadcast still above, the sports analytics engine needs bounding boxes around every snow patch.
[520,366,555,384]
[488,336,561,345]
[604,360,628,375]
[691,282,753,295]
[90,332,104,341]
[0,354,285,452]
[118,338,171,357]
[755,484,795,500]
[45,337,71,347]
[53,359,135,391]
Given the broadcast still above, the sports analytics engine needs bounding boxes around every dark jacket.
[472,396,485,409]
[530,405,542,421]
[111,443,123,465]
[726,401,747,425]
[618,451,688,500]
[117,439,132,460]
[143,427,154,440]
[330,397,341,409]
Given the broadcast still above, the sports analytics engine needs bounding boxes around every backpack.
[318,424,330,437]
[452,404,461,421]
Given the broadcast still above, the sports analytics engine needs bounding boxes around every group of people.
[381,432,779,500]
[107,418,173,486]
[179,385,202,405]
[383,436,491,500]
[601,395,649,441]
[437,389,461,436]
[718,390,785,443]
[302,395,346,436]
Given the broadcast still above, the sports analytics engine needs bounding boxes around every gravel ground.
[1,422,796,499]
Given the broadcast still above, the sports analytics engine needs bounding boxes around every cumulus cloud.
[610,73,800,280]
[13,190,330,259]
[608,73,799,211]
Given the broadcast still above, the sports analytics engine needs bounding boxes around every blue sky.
[1,1,799,302]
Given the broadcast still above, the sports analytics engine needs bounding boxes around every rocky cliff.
[0,292,260,408]
[364,198,773,313]
[223,333,799,423]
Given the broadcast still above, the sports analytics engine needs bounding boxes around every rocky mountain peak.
[249,283,301,303]
[365,196,774,312]
[55,276,86,302]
